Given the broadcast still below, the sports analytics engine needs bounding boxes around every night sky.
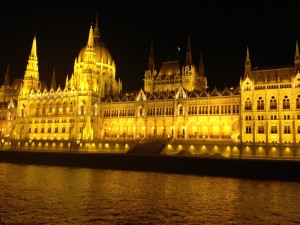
[0,1,300,92]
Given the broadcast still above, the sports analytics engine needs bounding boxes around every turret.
[294,40,300,74]
[243,46,252,79]
[22,35,40,92]
[50,68,56,90]
[185,35,192,66]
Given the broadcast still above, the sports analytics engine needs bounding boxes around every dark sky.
[0,1,300,92]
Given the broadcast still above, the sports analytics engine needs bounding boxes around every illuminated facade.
[0,14,300,150]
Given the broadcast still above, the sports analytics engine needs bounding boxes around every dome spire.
[24,34,39,79]
[185,34,192,66]
[94,9,101,43]
[294,39,300,74]
[4,62,10,87]
[30,34,38,61]
[50,67,56,90]
[147,40,156,72]
[244,46,252,79]
[87,24,94,48]
[23,34,40,92]
[198,51,205,77]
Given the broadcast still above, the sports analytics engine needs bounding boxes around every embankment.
[1,150,300,182]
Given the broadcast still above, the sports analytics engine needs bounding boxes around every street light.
[29,139,32,150]
[123,132,126,152]
[76,140,80,152]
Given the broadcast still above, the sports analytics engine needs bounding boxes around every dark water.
[1,163,300,225]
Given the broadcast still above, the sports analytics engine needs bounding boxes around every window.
[179,106,183,115]
[246,126,252,134]
[36,104,40,116]
[270,96,277,110]
[245,98,252,110]
[297,95,300,109]
[80,105,84,115]
[284,115,290,120]
[284,125,291,134]
[270,125,277,134]
[48,127,51,133]
[49,104,53,113]
[63,102,67,114]
[271,115,277,120]
[139,108,143,116]
[42,104,46,115]
[257,97,264,110]
[258,125,264,134]
[283,96,290,109]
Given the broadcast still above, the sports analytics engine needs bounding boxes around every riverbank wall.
[1,150,300,182]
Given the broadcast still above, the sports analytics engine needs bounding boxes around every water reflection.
[1,163,300,224]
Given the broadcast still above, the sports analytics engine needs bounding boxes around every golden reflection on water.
[1,163,300,224]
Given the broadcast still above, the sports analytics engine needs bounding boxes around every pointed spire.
[295,40,300,60]
[30,34,38,61]
[50,68,56,90]
[24,35,39,87]
[66,75,69,87]
[147,40,156,73]
[244,46,252,79]
[198,51,205,77]
[4,62,10,87]
[94,9,101,43]
[87,24,94,48]
[185,35,192,66]
[294,40,300,74]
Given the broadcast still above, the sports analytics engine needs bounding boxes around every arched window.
[42,104,46,115]
[284,125,291,134]
[246,126,251,134]
[80,105,84,115]
[270,125,277,134]
[258,125,264,134]
[69,102,73,113]
[179,106,183,115]
[257,97,264,110]
[296,95,300,109]
[283,96,290,109]
[139,107,143,116]
[55,103,60,115]
[49,103,53,113]
[36,103,40,116]
[245,98,252,110]
[270,96,277,110]
[62,102,67,114]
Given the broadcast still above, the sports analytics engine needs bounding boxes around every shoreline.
[1,150,300,182]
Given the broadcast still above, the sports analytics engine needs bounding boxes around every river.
[1,163,300,224]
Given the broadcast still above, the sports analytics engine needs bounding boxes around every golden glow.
[177,145,183,151]
[188,145,195,151]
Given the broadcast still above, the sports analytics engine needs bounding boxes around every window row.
[245,125,298,134]
[244,95,300,110]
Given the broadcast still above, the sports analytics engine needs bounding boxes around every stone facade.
[0,14,299,151]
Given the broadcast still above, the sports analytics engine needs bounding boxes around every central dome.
[77,41,114,66]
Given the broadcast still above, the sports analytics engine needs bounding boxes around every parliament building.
[1,14,300,153]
